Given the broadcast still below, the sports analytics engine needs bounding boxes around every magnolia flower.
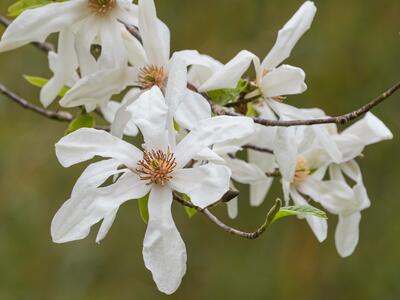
[0,0,140,74]
[51,90,255,294]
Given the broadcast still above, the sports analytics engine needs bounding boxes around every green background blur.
[0,0,399,299]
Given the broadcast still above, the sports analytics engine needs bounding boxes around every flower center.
[136,149,177,185]
[88,0,117,15]
[138,65,168,90]
[294,156,310,185]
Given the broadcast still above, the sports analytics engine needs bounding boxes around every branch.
[0,15,54,52]
[0,83,73,122]
[242,144,274,154]
[174,193,282,240]
[212,81,400,127]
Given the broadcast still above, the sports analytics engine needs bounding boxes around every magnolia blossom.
[51,89,255,294]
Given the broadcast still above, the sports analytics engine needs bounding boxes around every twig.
[0,15,54,52]
[174,193,282,240]
[243,144,274,154]
[0,83,73,122]
[212,81,400,127]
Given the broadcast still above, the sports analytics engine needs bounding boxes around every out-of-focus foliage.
[0,0,399,299]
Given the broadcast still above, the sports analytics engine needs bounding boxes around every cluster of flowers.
[0,0,393,295]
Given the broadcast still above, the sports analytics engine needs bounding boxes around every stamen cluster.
[138,65,168,90]
[136,149,177,185]
[88,0,117,15]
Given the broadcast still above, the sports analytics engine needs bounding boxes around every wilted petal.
[335,212,361,257]
[261,1,316,70]
[170,164,231,209]
[0,0,88,52]
[55,128,142,169]
[143,185,186,295]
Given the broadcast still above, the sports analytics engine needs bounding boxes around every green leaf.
[271,204,327,224]
[182,194,198,218]
[8,0,66,17]
[24,75,69,97]
[65,113,96,135]
[138,195,149,224]
[207,79,250,106]
[246,102,258,117]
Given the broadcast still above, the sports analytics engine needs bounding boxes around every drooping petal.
[261,1,317,70]
[174,90,211,130]
[273,126,297,181]
[139,0,170,66]
[60,67,137,109]
[143,185,186,295]
[199,50,256,92]
[174,116,255,168]
[55,128,142,169]
[335,212,361,258]
[226,157,267,184]
[261,65,307,98]
[227,181,239,219]
[52,172,150,243]
[0,0,88,52]
[290,187,327,242]
[170,163,231,209]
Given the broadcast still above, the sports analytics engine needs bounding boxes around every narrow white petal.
[227,194,239,219]
[174,116,255,168]
[165,54,188,112]
[98,20,128,69]
[261,65,307,98]
[121,26,148,67]
[335,212,361,257]
[261,1,317,69]
[143,186,186,295]
[188,54,223,87]
[199,50,256,92]
[55,128,142,169]
[170,164,231,209]
[52,172,150,243]
[227,157,267,184]
[96,208,118,243]
[0,0,88,52]
[273,126,297,181]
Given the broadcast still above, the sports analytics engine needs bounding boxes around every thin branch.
[0,84,73,122]
[0,15,54,52]
[242,144,274,154]
[212,81,400,127]
[174,193,282,240]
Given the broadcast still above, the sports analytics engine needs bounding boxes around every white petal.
[143,186,186,295]
[199,50,256,92]
[165,54,188,112]
[335,212,361,257]
[261,1,317,70]
[121,26,148,67]
[55,128,142,169]
[52,172,150,243]
[187,54,223,87]
[0,0,88,52]
[115,0,139,26]
[342,112,393,146]
[261,65,307,98]
[174,116,255,168]
[226,157,267,184]
[193,148,226,163]
[250,179,274,207]
[174,90,211,130]
[170,164,231,209]
[290,187,327,242]
[139,0,170,66]
[60,67,137,109]
[96,208,118,243]
[273,126,297,181]
[98,19,127,69]
[334,134,365,162]
[227,188,239,219]
[174,49,206,67]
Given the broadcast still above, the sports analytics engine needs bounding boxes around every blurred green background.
[0,0,399,299]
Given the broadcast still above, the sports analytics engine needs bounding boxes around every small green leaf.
[138,195,149,224]
[24,75,69,97]
[182,194,198,218]
[207,79,250,106]
[65,113,96,135]
[8,0,66,17]
[246,102,258,117]
[173,120,181,132]
[271,205,327,224]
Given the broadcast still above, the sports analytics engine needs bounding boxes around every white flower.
[0,0,140,73]
[51,108,255,294]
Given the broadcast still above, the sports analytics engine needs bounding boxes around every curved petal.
[187,54,223,87]
[139,0,170,66]
[115,0,139,25]
[60,67,137,109]
[199,50,256,92]
[261,1,316,70]
[52,172,150,243]
[290,187,327,242]
[274,126,297,181]
[55,128,142,169]
[143,186,186,295]
[165,54,188,112]
[174,90,211,130]
[0,0,88,52]
[121,26,148,67]
[174,116,255,168]
[226,157,267,184]
[261,65,307,98]
[227,182,239,219]
[335,212,361,257]
[170,164,231,209]
[96,208,119,243]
